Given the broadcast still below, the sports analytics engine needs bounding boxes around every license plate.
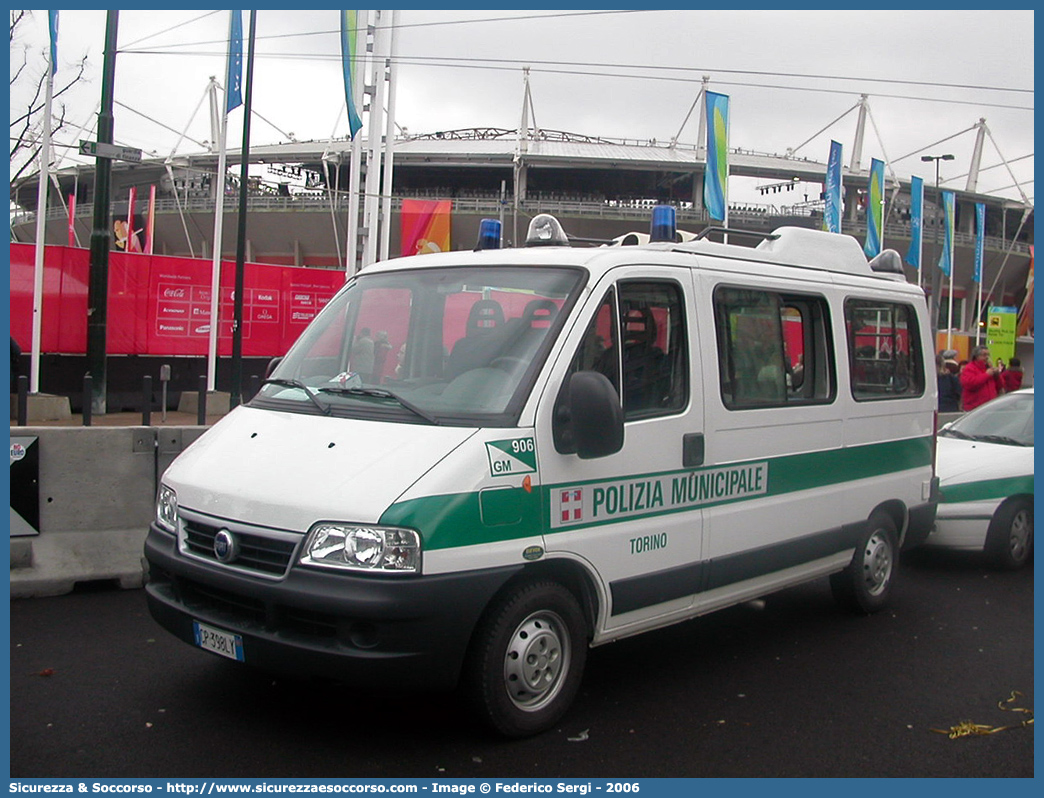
[193,620,245,662]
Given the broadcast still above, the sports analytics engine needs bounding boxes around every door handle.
[683,433,704,467]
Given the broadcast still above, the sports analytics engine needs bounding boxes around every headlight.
[299,523,421,573]
[156,485,179,533]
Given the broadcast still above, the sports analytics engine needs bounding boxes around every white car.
[927,387,1034,568]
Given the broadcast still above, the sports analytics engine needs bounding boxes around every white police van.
[145,209,938,737]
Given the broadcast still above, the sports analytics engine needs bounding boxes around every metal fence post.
[197,375,207,426]
[82,375,93,426]
[16,375,28,426]
[142,375,152,426]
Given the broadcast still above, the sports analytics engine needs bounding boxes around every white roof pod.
[753,226,873,275]
[612,229,698,246]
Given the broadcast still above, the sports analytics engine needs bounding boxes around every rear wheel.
[986,498,1033,570]
[464,581,587,738]
[831,513,899,614]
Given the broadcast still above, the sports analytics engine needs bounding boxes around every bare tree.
[10,10,90,191]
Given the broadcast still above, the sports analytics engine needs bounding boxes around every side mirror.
[553,371,624,459]
[264,357,283,380]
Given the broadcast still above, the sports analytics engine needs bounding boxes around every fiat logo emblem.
[213,529,239,563]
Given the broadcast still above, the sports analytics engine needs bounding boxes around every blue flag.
[340,11,363,140]
[823,140,842,234]
[863,158,885,258]
[938,191,955,277]
[905,176,923,270]
[974,203,986,283]
[703,91,729,222]
[48,10,59,76]
[226,10,243,113]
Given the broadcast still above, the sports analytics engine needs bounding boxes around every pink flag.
[67,193,76,247]
[146,185,157,254]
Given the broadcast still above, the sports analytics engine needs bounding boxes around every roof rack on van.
[693,227,780,243]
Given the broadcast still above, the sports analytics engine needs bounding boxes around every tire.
[985,498,1033,570]
[831,513,899,614]
[464,581,588,738]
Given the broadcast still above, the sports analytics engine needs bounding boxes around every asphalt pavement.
[8,547,1034,778]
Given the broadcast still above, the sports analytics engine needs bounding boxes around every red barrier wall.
[9,245,345,357]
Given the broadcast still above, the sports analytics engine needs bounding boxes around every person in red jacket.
[1001,357,1024,393]
[960,346,1002,411]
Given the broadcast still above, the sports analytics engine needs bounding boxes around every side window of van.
[570,281,688,418]
[715,287,834,409]
[845,300,925,400]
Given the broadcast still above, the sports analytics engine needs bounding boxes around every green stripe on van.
[940,475,1034,504]
[379,436,933,552]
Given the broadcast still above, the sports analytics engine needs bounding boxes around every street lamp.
[921,153,955,350]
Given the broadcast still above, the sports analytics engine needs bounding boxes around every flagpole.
[947,266,954,352]
[30,41,54,395]
[945,196,954,351]
[207,75,229,393]
[362,11,386,269]
[207,11,242,394]
[229,10,257,409]
[976,275,983,348]
[378,9,399,262]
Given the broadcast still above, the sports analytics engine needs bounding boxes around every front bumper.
[144,523,522,689]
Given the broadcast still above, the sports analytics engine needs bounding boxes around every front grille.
[176,576,340,641]
[180,514,301,578]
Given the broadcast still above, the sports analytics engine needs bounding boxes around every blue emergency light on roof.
[650,205,677,243]
[525,214,570,247]
[475,218,502,250]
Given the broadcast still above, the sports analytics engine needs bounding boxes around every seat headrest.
[622,306,656,346]
[466,299,505,334]
[521,298,558,328]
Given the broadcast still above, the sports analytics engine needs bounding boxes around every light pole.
[921,153,954,351]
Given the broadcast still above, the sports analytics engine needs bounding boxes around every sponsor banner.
[1016,246,1033,338]
[703,91,730,222]
[401,199,452,256]
[905,175,924,270]
[48,10,58,75]
[9,244,342,357]
[974,202,985,283]
[863,158,885,258]
[551,462,768,529]
[823,140,843,234]
[226,10,243,113]
[938,190,955,276]
[340,10,363,139]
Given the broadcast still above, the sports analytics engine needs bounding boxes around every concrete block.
[10,538,33,569]
[21,426,156,534]
[9,528,147,598]
[177,391,230,415]
[10,393,72,422]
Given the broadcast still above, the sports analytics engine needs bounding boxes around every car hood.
[162,406,477,532]
[935,434,1034,486]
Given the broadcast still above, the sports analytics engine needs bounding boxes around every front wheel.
[986,498,1033,570]
[464,581,588,737]
[831,513,899,614]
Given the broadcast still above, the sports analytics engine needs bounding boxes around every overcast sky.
[11,8,1035,205]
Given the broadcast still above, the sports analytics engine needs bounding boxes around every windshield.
[253,264,584,425]
[942,391,1034,446]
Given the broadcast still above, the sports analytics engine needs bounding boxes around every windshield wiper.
[940,428,974,440]
[974,434,1028,447]
[261,378,331,415]
[318,386,440,425]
